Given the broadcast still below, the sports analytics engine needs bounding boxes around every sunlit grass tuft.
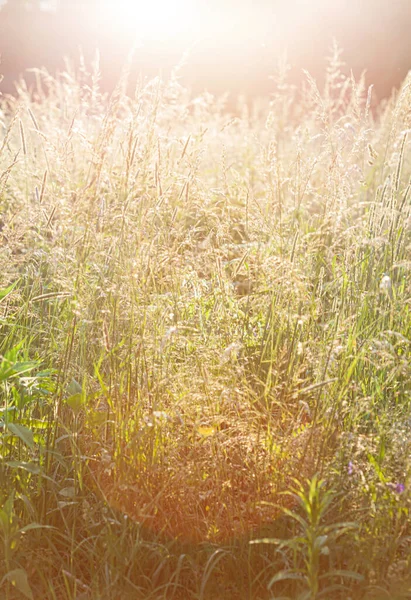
[1,45,411,598]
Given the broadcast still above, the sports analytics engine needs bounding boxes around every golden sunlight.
[101,0,197,40]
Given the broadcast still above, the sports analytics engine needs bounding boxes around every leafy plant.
[251,475,363,599]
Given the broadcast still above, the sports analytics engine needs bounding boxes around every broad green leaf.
[1,569,33,600]
[9,361,39,376]
[0,356,38,382]
[7,423,35,449]
[66,393,86,412]
[66,379,86,412]
[67,379,82,396]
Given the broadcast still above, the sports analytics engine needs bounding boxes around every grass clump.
[1,46,411,598]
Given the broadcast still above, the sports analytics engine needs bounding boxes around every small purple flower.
[347,461,354,475]
[387,482,405,494]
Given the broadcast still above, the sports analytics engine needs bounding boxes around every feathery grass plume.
[0,50,411,600]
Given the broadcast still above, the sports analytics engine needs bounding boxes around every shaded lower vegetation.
[1,47,411,598]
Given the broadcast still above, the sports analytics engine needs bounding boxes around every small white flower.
[380,273,392,291]
[380,274,393,298]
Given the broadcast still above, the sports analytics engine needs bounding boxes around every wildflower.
[379,274,393,299]
[387,482,405,494]
[347,461,354,475]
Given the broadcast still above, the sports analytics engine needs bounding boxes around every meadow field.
[1,48,411,599]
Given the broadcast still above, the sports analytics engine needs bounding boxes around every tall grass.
[0,46,411,599]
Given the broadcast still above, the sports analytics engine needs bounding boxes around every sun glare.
[102,0,196,41]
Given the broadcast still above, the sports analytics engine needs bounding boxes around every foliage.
[0,46,411,598]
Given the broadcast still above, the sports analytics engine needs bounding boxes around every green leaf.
[1,569,33,600]
[0,280,18,303]
[0,508,10,533]
[66,379,86,412]
[67,379,82,396]
[3,492,15,516]
[66,393,85,412]
[268,570,305,590]
[0,348,38,382]
[17,418,49,430]
[318,584,349,597]
[87,408,109,429]
[19,522,55,534]
[0,406,17,421]
[6,423,35,449]
[321,569,364,581]
[10,361,39,376]
[280,507,308,529]
[368,454,388,484]
[323,522,358,537]
[5,461,41,474]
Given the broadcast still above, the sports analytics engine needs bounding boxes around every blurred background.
[0,0,410,100]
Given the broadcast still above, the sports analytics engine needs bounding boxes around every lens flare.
[101,0,196,40]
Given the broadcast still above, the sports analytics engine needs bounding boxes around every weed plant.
[0,45,411,598]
